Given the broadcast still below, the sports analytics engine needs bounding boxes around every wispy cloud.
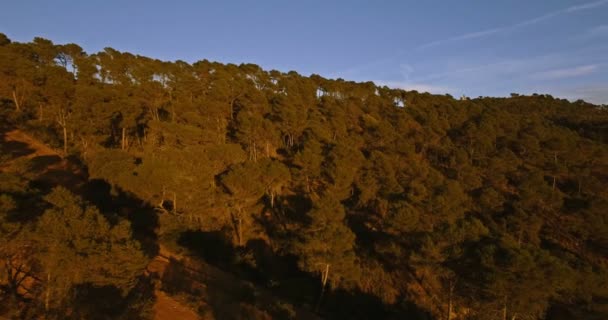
[376,64,453,94]
[413,60,522,83]
[330,1,608,80]
[565,0,608,11]
[374,80,451,94]
[399,63,414,81]
[382,49,607,102]
[531,64,600,80]
[328,1,608,102]
[583,24,608,39]
[416,0,608,50]
[375,58,607,104]
[556,84,608,105]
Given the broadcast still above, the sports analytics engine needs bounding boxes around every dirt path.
[0,129,59,170]
[3,129,58,158]
[154,290,202,320]
[146,248,203,320]
[0,128,88,192]
[1,128,322,320]
[1,128,203,320]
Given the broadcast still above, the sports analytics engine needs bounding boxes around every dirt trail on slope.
[146,248,203,320]
[0,128,87,193]
[1,128,322,320]
[154,290,202,320]
[3,129,58,158]
[0,128,203,320]
[0,128,60,170]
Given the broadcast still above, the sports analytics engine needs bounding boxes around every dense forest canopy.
[1,34,607,319]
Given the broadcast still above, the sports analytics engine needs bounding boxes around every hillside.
[1,34,608,319]
[0,127,320,319]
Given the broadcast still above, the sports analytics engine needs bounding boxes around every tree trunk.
[150,106,160,121]
[447,285,453,320]
[173,192,177,213]
[81,137,89,161]
[63,126,68,156]
[502,296,508,320]
[270,192,275,208]
[316,264,330,312]
[121,127,126,150]
[12,89,21,112]
[304,176,309,194]
[238,215,243,246]
[45,272,51,312]
[554,152,557,165]
[231,209,244,247]
[158,187,166,210]
[39,103,43,120]
[230,99,235,120]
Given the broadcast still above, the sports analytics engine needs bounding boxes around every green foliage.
[291,196,360,287]
[0,183,147,317]
[33,187,148,310]
[1,34,607,319]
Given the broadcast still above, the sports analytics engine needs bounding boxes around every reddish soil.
[154,290,202,320]
[3,129,58,158]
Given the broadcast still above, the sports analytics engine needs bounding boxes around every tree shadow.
[161,255,244,319]
[177,230,236,267]
[26,155,62,172]
[0,177,48,223]
[0,125,32,160]
[280,194,313,224]
[244,238,317,303]
[18,153,162,258]
[82,179,160,257]
[322,287,432,320]
[0,140,35,160]
[26,155,86,195]
[72,276,156,320]
[321,287,388,319]
[175,230,324,319]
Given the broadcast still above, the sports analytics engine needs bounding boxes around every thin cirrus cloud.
[559,84,608,104]
[375,64,453,94]
[334,1,608,81]
[415,0,608,50]
[373,81,452,95]
[584,25,608,38]
[377,57,557,96]
[328,1,607,104]
[531,64,600,80]
[378,50,607,103]
[401,53,577,87]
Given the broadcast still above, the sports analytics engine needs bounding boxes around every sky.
[1,0,607,104]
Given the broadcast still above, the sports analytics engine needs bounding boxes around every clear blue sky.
[1,0,607,104]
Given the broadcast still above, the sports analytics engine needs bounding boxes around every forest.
[0,34,607,320]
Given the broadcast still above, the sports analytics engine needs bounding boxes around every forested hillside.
[1,34,607,320]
